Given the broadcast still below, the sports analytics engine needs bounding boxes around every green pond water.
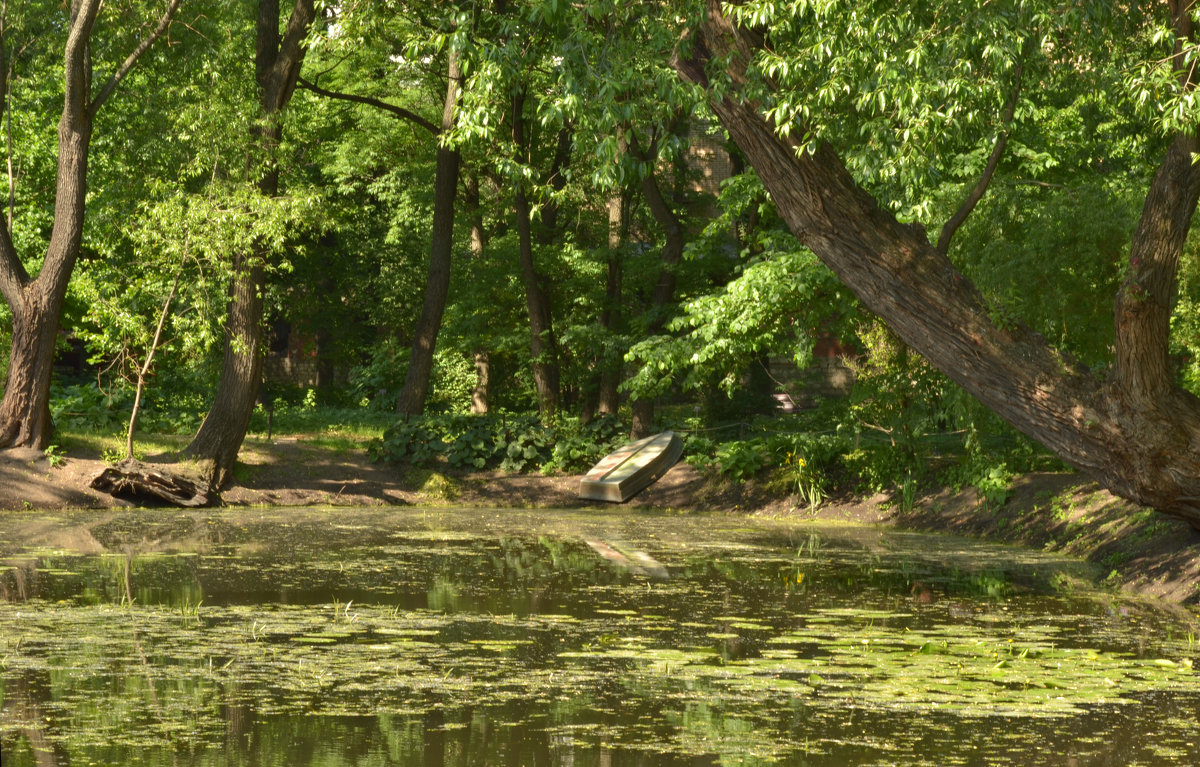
[0,507,1197,766]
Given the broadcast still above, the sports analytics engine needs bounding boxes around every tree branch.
[63,0,101,125]
[935,56,1026,256]
[265,0,316,113]
[88,0,183,119]
[125,257,184,460]
[35,0,101,290]
[628,128,684,326]
[0,5,23,303]
[673,0,1106,474]
[297,76,440,134]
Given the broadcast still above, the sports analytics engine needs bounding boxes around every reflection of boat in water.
[584,539,670,580]
[578,431,683,503]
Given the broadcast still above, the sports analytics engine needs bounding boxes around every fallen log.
[90,459,211,507]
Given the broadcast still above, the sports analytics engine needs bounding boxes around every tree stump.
[90,459,211,507]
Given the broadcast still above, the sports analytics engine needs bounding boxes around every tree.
[625,172,850,412]
[184,0,316,486]
[593,169,629,420]
[394,44,463,415]
[299,1,474,417]
[510,88,563,418]
[509,0,711,426]
[675,1,1200,525]
[628,125,689,439]
[464,172,493,413]
[0,0,181,450]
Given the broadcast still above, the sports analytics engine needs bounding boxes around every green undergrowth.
[370,412,626,474]
[50,381,388,465]
[363,395,1064,517]
[50,381,390,441]
[56,431,189,464]
[48,374,1066,515]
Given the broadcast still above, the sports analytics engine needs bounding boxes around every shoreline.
[2,436,1198,608]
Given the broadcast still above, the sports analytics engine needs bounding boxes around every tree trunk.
[466,173,491,414]
[184,0,315,486]
[0,1,179,451]
[515,181,560,419]
[185,260,265,486]
[471,350,490,414]
[3,670,69,767]
[90,458,210,507]
[0,0,100,450]
[0,291,62,448]
[0,0,179,451]
[639,156,686,320]
[512,90,560,418]
[597,190,627,417]
[629,139,686,440]
[314,326,335,400]
[630,398,656,440]
[675,1,1200,525]
[396,47,462,415]
[536,125,573,245]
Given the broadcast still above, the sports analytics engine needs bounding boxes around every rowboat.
[578,431,683,503]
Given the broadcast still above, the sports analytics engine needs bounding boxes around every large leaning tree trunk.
[184,0,315,487]
[0,0,181,450]
[396,47,463,415]
[675,1,1200,526]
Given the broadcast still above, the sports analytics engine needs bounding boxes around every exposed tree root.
[90,459,211,507]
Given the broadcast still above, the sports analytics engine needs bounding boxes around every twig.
[125,255,185,459]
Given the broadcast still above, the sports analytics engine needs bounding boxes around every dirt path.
[2,437,1198,607]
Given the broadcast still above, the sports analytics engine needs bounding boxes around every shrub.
[371,418,445,464]
[370,413,626,475]
[50,382,129,432]
[543,415,625,474]
[712,439,770,483]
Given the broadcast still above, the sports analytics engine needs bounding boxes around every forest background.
[1,0,1200,533]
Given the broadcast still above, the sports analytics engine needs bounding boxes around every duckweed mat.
[1,507,1197,765]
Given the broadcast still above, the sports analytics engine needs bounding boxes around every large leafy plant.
[370,413,625,475]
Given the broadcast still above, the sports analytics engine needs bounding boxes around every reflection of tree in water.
[2,516,1196,765]
[425,537,615,614]
[221,680,256,757]
[0,559,37,602]
[0,550,203,607]
[365,702,644,766]
[423,707,444,767]
[1,670,68,767]
[436,703,552,767]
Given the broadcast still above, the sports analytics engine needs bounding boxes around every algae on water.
[0,507,1197,766]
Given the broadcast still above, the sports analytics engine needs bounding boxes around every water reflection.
[2,670,67,767]
[0,508,1196,766]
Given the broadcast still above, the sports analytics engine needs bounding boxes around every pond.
[0,507,1197,766]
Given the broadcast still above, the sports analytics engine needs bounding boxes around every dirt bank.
[2,436,1197,607]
